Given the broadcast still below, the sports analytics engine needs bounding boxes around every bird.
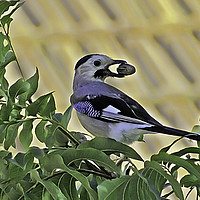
[70,54,200,144]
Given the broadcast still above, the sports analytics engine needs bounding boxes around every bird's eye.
[94,60,101,66]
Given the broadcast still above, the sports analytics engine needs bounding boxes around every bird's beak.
[105,60,127,78]
[94,59,135,79]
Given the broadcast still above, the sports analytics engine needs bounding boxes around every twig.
[2,25,25,80]
[77,169,114,179]
[57,126,80,147]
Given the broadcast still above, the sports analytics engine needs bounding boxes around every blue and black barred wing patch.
[73,101,101,118]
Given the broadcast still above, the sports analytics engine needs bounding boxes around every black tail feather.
[144,126,200,141]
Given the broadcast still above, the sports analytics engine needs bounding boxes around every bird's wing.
[72,94,162,126]
[118,93,162,126]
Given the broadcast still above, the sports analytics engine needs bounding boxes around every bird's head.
[73,54,132,90]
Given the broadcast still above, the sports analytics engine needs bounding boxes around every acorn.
[117,63,136,76]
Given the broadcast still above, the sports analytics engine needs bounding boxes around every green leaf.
[60,105,72,128]
[35,120,47,143]
[40,93,56,117]
[41,152,66,173]
[14,152,27,168]
[45,123,57,148]
[1,187,21,200]
[141,168,166,197]
[78,137,143,161]
[0,32,10,63]
[79,186,90,200]
[144,161,184,200]
[70,131,87,142]
[19,68,39,106]
[98,166,167,200]
[0,67,6,83]
[5,50,15,63]
[52,113,63,122]
[30,169,68,200]
[8,161,25,181]
[59,173,78,200]
[54,128,69,147]
[0,99,12,121]
[26,67,39,99]
[98,176,122,199]
[192,125,200,133]
[151,152,200,179]
[9,78,30,102]
[16,183,30,200]
[61,148,120,174]
[17,152,34,172]
[19,119,33,151]
[128,173,159,200]
[4,122,20,150]
[1,14,13,30]
[0,50,15,68]
[67,168,98,200]
[180,174,200,187]
[0,157,9,179]
[172,147,200,157]
[26,92,54,116]
[28,146,44,159]
[0,67,9,91]
[19,183,40,200]
[9,105,23,121]
[0,89,8,101]
[42,190,51,199]
[41,153,97,200]
[0,149,11,158]
[98,176,130,200]
[0,124,7,143]
[1,1,24,33]
[0,1,18,16]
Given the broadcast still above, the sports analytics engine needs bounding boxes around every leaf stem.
[2,25,25,80]
[57,126,80,147]
[77,169,113,179]
[31,116,81,146]
[37,116,81,147]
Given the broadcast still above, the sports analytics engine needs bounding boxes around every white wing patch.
[103,105,121,114]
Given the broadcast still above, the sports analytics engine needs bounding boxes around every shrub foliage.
[0,1,200,199]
